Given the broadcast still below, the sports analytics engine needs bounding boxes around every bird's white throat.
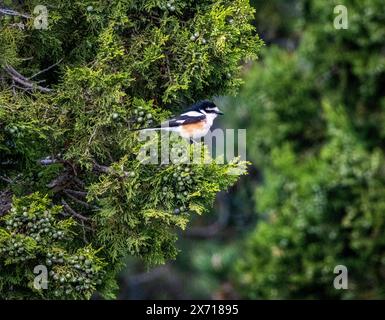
[201,111,218,126]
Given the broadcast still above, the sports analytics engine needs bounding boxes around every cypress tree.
[0,0,262,299]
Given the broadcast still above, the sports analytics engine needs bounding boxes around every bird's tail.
[130,127,161,132]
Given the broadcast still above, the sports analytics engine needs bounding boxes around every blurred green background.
[114,0,385,299]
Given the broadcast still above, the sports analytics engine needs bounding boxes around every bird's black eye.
[205,107,217,113]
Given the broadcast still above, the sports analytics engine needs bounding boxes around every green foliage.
[0,0,260,299]
[87,143,245,265]
[237,103,385,298]
[250,0,302,41]
[180,240,241,299]
[224,46,324,167]
[224,0,385,298]
[0,193,106,299]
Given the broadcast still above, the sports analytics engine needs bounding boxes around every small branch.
[0,8,31,19]
[5,64,30,81]
[81,220,89,243]
[64,189,87,197]
[92,162,111,174]
[34,79,46,84]
[64,190,94,209]
[40,157,131,178]
[47,172,70,189]
[92,161,132,177]
[4,65,53,93]
[88,127,97,146]
[40,158,59,165]
[12,79,16,95]
[0,176,13,184]
[10,73,52,93]
[73,177,85,188]
[0,191,12,217]
[40,157,115,176]
[9,22,25,30]
[164,53,172,83]
[61,199,90,221]
[29,58,63,80]
[13,84,32,92]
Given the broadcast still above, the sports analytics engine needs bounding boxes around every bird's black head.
[195,100,224,115]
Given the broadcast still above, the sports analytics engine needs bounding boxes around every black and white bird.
[136,100,224,141]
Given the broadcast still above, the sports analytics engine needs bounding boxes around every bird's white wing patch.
[181,111,203,117]
[176,120,185,123]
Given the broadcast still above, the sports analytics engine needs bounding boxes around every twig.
[29,58,63,80]
[5,64,29,81]
[64,190,94,209]
[0,176,13,183]
[40,158,58,165]
[61,209,94,231]
[64,189,87,197]
[92,161,131,177]
[39,157,117,176]
[4,65,53,93]
[164,53,172,82]
[9,22,25,30]
[10,72,52,93]
[73,177,85,188]
[0,190,12,217]
[0,8,31,19]
[92,162,111,174]
[13,84,32,92]
[11,79,16,95]
[88,127,97,145]
[61,199,90,221]
[47,172,70,189]
[81,220,89,243]
[34,79,46,84]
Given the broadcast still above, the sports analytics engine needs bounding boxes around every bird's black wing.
[160,112,206,128]
[132,110,206,131]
